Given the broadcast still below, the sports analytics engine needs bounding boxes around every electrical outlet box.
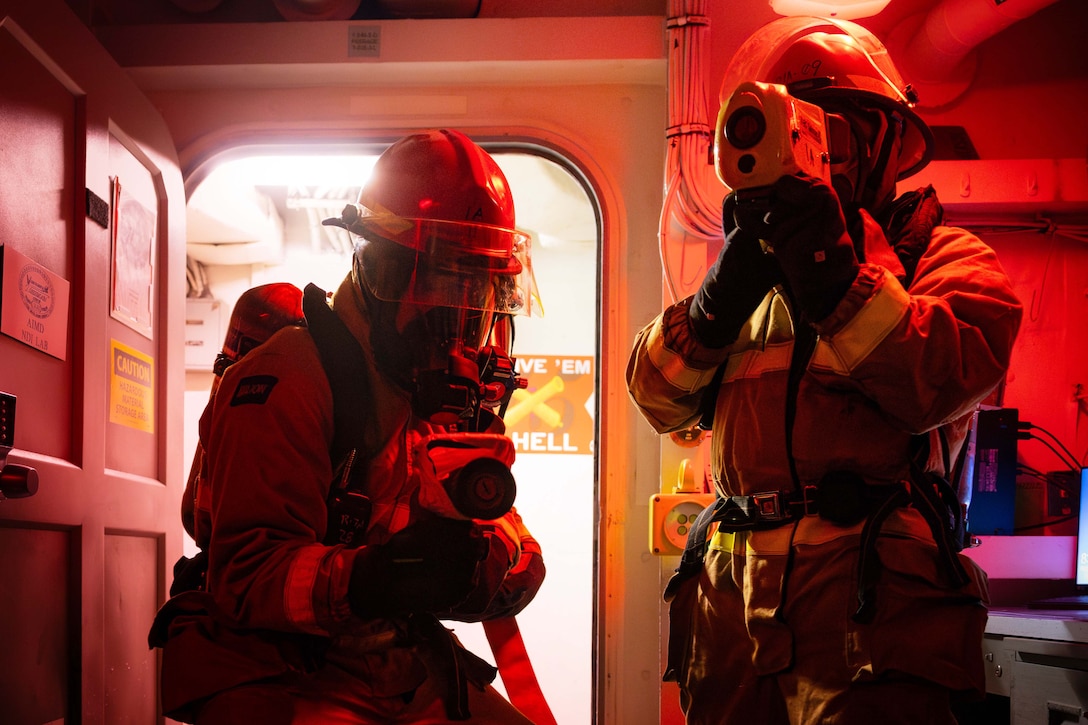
[649,492,715,556]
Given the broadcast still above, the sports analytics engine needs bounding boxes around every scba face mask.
[354,269,519,432]
[409,306,518,429]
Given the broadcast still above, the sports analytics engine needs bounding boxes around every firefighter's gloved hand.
[438,517,547,623]
[348,518,486,618]
[689,194,782,348]
[485,546,545,620]
[765,174,860,322]
[437,523,516,623]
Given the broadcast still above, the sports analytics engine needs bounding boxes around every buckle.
[717,491,804,531]
[751,492,784,522]
[802,485,819,516]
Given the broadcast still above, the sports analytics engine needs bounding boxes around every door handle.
[1047,700,1083,724]
[0,461,39,500]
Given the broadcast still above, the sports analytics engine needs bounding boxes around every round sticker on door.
[19,263,55,319]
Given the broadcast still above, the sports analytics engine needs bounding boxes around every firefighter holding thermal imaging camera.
[627,17,1022,725]
[150,129,546,724]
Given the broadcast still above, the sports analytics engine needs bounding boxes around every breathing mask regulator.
[408,304,524,431]
[713,16,934,235]
[325,129,539,522]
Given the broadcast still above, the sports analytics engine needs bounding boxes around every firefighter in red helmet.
[152,130,545,724]
[179,282,307,572]
[628,18,1022,724]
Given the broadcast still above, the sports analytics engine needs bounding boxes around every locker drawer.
[1008,637,1088,725]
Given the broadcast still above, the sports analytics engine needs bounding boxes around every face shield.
[819,97,906,208]
[330,202,538,320]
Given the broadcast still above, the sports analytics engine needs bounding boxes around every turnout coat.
[627,199,1022,722]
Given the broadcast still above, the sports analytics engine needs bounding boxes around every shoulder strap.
[302,283,371,465]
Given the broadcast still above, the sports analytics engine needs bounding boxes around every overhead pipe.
[891,0,1060,108]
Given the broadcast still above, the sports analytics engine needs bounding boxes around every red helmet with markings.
[324,129,538,334]
[718,17,933,203]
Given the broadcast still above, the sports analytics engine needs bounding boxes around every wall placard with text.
[505,355,594,455]
[109,339,154,434]
[0,244,70,360]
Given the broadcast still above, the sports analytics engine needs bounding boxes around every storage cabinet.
[985,611,1088,724]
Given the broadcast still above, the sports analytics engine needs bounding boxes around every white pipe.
[271,0,362,21]
[900,0,1059,85]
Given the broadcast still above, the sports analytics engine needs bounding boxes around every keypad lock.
[1,392,39,500]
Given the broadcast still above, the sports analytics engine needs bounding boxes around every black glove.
[439,522,547,623]
[689,194,782,348]
[437,526,515,622]
[348,517,486,618]
[766,174,860,322]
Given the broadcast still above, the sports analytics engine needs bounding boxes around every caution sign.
[109,339,154,434]
[505,355,594,455]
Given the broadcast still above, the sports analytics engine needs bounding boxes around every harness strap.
[666,489,816,599]
[852,485,912,623]
[302,283,370,465]
[909,430,971,580]
[852,475,971,624]
[716,490,818,530]
[908,463,971,587]
[665,497,727,599]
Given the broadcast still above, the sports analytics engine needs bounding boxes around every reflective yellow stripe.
[811,270,909,375]
[708,528,735,552]
[284,545,326,635]
[645,320,722,393]
[722,340,792,383]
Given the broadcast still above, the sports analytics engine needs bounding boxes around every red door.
[0,1,186,722]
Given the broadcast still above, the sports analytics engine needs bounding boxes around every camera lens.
[725,107,766,150]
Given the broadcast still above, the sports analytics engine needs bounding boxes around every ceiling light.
[222,155,378,188]
[769,0,892,20]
